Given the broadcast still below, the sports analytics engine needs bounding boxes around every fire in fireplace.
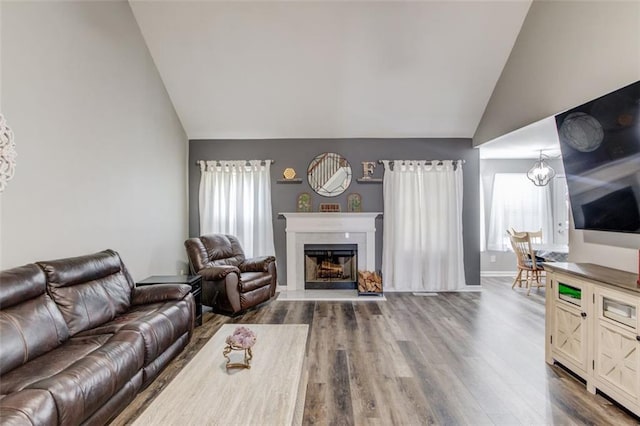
[304,244,357,289]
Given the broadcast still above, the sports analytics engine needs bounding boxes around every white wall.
[1,1,188,280]
[569,225,637,273]
[0,1,4,269]
[473,0,640,273]
[474,0,640,146]
[130,0,530,139]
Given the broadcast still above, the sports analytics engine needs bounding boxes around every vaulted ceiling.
[129,1,532,140]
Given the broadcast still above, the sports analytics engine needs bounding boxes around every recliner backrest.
[185,234,246,272]
[37,250,135,336]
[0,264,70,375]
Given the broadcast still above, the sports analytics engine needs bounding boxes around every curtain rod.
[196,160,274,166]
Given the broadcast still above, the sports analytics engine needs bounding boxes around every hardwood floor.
[114,278,639,425]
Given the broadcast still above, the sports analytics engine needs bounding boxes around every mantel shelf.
[279,212,382,219]
[356,178,383,183]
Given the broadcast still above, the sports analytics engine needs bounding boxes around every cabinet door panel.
[595,321,638,399]
[554,304,588,370]
[594,287,640,401]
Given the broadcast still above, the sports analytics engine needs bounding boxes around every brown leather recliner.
[185,234,277,315]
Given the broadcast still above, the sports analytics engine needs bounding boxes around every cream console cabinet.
[545,263,640,416]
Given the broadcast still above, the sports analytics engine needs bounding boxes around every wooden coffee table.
[132,324,309,425]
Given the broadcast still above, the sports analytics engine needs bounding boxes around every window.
[199,160,275,258]
[487,173,553,251]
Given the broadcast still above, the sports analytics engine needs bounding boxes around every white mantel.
[280,212,382,291]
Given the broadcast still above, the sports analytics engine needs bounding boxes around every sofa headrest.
[185,234,246,272]
[202,234,236,259]
[36,249,135,336]
[0,264,70,374]
[0,264,47,309]
[37,249,123,288]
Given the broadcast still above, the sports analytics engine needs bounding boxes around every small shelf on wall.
[356,178,383,184]
[277,178,303,184]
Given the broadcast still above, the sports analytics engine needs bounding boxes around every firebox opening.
[304,244,357,289]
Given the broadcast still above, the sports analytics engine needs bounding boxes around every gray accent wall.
[189,138,480,287]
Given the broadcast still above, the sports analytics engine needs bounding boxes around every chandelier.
[527,151,555,186]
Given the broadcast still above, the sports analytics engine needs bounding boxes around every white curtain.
[381,160,466,292]
[199,160,275,258]
[486,173,553,251]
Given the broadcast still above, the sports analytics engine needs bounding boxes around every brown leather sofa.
[0,250,194,425]
[185,234,277,315]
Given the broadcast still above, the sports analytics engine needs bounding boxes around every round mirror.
[307,152,352,197]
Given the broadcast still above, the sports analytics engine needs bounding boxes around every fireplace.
[304,244,357,289]
[281,212,381,291]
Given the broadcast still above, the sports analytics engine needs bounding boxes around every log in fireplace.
[304,244,357,289]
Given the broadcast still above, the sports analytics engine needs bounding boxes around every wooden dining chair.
[509,232,545,295]
[528,229,543,244]
[509,228,542,241]
[518,229,546,281]
[507,228,526,288]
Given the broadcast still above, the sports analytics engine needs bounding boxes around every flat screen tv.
[555,80,640,234]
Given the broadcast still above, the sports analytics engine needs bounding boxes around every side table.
[137,275,203,326]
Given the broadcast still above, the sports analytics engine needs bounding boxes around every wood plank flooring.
[113,278,639,425]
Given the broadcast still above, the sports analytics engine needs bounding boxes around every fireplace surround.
[280,212,381,291]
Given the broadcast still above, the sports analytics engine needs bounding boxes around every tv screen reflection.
[555,80,640,234]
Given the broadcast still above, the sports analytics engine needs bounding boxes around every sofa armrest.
[239,256,276,273]
[198,265,241,281]
[0,389,58,426]
[132,284,191,305]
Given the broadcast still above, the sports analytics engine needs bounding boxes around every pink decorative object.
[223,326,256,369]
[225,326,256,349]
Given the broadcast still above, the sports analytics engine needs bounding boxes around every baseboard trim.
[481,271,516,277]
[385,285,482,293]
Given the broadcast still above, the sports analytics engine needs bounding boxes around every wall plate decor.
[307,152,352,197]
[297,192,312,212]
[283,167,297,180]
[319,203,341,213]
[0,114,17,192]
[347,193,362,212]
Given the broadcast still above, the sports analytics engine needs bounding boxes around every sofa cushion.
[37,250,135,335]
[80,370,143,426]
[76,298,193,365]
[27,329,144,425]
[0,334,113,394]
[0,389,58,426]
[0,264,70,375]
